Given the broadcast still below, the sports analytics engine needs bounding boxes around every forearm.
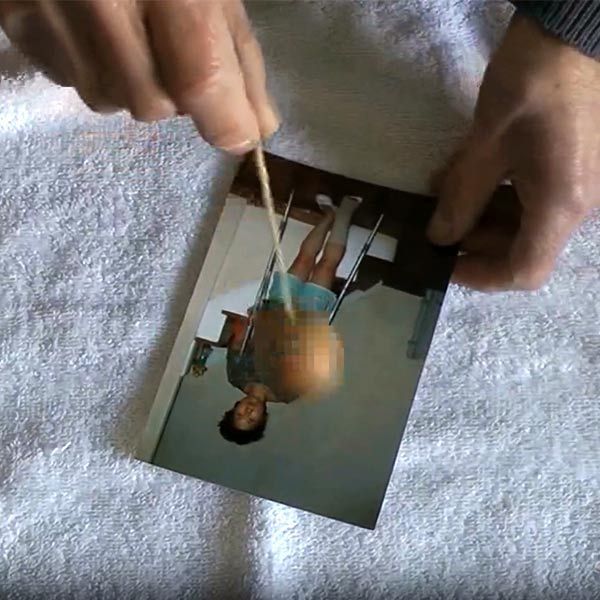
[217,315,249,350]
[510,1,600,59]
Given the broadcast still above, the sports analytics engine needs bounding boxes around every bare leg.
[310,245,345,290]
[288,209,335,281]
[310,196,361,289]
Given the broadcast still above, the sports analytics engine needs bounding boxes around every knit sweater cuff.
[511,1,600,59]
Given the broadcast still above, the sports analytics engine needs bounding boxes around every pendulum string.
[254,146,295,322]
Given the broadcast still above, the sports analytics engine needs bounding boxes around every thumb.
[428,139,505,246]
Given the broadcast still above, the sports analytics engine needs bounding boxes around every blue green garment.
[267,272,337,313]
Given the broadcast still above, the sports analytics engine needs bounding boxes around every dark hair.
[218,402,268,445]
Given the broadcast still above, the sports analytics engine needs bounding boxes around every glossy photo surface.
[145,153,456,529]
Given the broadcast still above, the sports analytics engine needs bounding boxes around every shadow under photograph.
[150,153,456,529]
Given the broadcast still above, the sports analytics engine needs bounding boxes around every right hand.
[0,0,280,154]
[427,14,600,291]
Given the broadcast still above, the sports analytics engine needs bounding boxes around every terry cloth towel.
[1,1,598,598]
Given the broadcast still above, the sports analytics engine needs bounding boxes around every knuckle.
[171,65,224,109]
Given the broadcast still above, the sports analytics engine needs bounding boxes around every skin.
[2,6,596,291]
[428,14,600,292]
[232,393,266,431]
[221,206,347,431]
[0,0,279,154]
[224,321,273,432]
[223,208,344,403]
[251,208,347,397]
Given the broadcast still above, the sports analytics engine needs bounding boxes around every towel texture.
[1,1,599,598]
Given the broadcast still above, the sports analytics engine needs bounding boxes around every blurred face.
[232,396,266,431]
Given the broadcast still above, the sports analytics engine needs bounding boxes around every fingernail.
[257,94,282,143]
[427,212,455,245]
[220,139,258,155]
[261,119,281,144]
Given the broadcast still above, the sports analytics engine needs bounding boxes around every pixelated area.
[252,308,343,400]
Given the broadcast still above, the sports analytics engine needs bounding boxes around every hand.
[427,14,600,292]
[0,0,279,154]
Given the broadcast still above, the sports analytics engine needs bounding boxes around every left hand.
[427,13,600,292]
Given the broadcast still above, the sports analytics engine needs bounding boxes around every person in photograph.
[218,195,361,445]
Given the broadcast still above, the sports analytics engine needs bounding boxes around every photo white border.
[135,195,247,462]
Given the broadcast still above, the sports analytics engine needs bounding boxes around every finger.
[427,136,505,246]
[508,193,588,290]
[13,1,119,112]
[146,0,260,153]
[451,225,515,291]
[452,196,588,292]
[0,1,72,86]
[36,1,102,109]
[428,165,446,196]
[451,254,510,292]
[79,0,175,122]
[224,0,280,140]
[460,191,521,256]
[428,147,463,195]
[459,225,513,257]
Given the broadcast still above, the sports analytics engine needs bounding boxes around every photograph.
[148,153,456,529]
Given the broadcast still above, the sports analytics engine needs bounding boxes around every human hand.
[428,13,600,291]
[0,0,279,154]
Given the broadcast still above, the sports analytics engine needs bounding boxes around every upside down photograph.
[148,153,455,528]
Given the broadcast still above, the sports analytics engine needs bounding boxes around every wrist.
[510,0,600,60]
[488,14,600,105]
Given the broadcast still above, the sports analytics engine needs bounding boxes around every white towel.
[1,1,598,598]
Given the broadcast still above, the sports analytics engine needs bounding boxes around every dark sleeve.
[510,1,600,59]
